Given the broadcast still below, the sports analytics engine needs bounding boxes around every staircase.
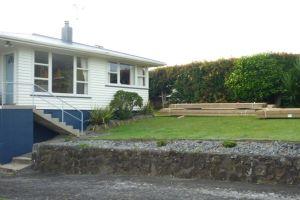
[33,109,81,136]
[0,153,32,174]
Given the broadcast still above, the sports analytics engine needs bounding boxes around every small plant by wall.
[222,140,237,148]
[89,106,114,130]
[156,140,168,147]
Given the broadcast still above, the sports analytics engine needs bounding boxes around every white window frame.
[108,62,119,84]
[75,57,88,94]
[108,62,148,88]
[34,51,50,92]
[137,67,147,87]
[33,51,90,96]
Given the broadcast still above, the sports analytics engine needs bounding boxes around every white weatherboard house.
[0,22,164,139]
[0,22,164,109]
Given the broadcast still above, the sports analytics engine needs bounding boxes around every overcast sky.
[1,0,300,65]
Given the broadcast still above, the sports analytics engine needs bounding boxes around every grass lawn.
[97,116,300,141]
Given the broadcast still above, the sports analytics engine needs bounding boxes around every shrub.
[149,67,179,108]
[89,106,113,126]
[150,59,235,106]
[156,140,168,147]
[170,65,203,103]
[222,140,237,148]
[140,102,154,115]
[110,90,143,120]
[226,53,284,102]
[281,58,300,107]
[150,53,300,107]
[78,143,89,149]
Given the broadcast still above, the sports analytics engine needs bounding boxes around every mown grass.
[95,116,300,141]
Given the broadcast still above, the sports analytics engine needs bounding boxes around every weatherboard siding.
[15,48,149,110]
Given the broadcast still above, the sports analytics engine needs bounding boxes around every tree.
[225,54,284,102]
[282,58,300,106]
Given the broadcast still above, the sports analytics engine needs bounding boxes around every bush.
[150,59,235,107]
[222,140,237,148]
[170,65,203,103]
[140,102,154,115]
[89,106,113,126]
[110,90,143,120]
[156,140,168,147]
[225,53,284,102]
[150,52,300,107]
[281,58,300,107]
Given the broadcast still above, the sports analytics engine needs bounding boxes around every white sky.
[1,0,300,65]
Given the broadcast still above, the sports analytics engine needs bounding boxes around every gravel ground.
[52,140,300,157]
[0,169,300,200]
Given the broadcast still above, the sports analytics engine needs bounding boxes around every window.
[76,57,88,94]
[52,53,74,93]
[108,63,118,84]
[34,51,49,92]
[108,63,147,87]
[120,64,131,85]
[137,68,146,86]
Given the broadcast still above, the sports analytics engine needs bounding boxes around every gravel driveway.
[0,169,300,200]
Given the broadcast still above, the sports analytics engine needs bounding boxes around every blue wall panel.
[33,122,58,143]
[43,109,90,130]
[0,109,33,164]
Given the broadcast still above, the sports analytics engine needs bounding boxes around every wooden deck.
[159,103,267,117]
[256,108,300,119]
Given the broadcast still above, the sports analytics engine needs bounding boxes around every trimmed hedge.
[150,53,300,108]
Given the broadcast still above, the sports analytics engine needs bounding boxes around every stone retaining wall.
[32,144,300,185]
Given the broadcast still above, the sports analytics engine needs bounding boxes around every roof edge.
[0,33,166,67]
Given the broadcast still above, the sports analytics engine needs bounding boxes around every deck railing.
[0,82,84,133]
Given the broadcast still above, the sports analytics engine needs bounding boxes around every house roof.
[0,32,165,67]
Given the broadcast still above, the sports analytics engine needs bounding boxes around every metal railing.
[0,82,84,133]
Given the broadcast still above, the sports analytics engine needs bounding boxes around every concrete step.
[12,156,31,165]
[0,163,30,174]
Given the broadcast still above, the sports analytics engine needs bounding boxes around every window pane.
[109,73,117,84]
[35,65,48,78]
[77,69,88,81]
[77,83,88,94]
[35,51,48,64]
[131,66,135,85]
[34,79,48,92]
[138,77,145,86]
[109,63,118,72]
[52,53,74,93]
[120,64,131,85]
[138,68,146,76]
[77,57,87,69]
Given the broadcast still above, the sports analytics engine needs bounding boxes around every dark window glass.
[35,65,48,78]
[34,80,48,92]
[35,51,48,64]
[52,53,73,93]
[77,83,88,94]
[109,73,117,84]
[120,64,130,85]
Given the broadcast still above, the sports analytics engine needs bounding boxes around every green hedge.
[150,53,300,108]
